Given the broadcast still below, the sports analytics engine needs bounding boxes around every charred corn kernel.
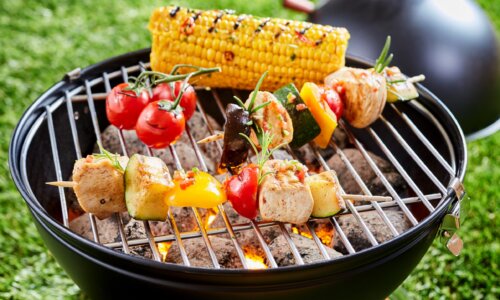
[149,6,350,90]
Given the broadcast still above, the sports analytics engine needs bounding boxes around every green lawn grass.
[0,1,498,299]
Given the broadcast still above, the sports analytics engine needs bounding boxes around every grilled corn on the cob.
[149,6,350,90]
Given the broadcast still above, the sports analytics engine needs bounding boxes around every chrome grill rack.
[19,55,465,270]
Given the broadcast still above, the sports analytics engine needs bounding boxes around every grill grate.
[31,59,461,270]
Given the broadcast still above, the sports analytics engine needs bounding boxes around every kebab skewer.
[224,130,392,224]
[48,150,226,221]
[48,140,390,224]
[201,37,424,151]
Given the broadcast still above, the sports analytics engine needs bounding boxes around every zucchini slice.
[274,83,321,148]
[385,67,419,102]
[125,154,173,221]
[306,170,346,218]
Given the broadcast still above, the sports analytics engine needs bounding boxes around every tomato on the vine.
[135,100,185,149]
[224,164,260,219]
[152,81,197,120]
[106,83,151,130]
[319,85,344,120]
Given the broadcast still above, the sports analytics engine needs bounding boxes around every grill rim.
[9,48,467,277]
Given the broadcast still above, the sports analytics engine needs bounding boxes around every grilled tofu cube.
[72,155,128,219]
[258,160,313,224]
[125,154,173,221]
[306,170,346,218]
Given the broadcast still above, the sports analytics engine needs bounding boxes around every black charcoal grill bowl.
[9,48,466,299]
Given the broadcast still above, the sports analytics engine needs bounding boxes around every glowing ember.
[157,242,173,261]
[243,247,268,269]
[315,227,333,246]
[292,226,312,239]
[292,225,334,246]
[204,208,218,229]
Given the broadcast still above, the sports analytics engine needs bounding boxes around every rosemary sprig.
[247,71,268,112]
[233,95,246,109]
[233,71,272,119]
[250,101,272,114]
[374,36,393,74]
[239,128,287,185]
[95,143,124,172]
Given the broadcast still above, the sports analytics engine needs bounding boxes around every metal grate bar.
[45,107,70,228]
[306,222,331,259]
[212,90,227,122]
[331,217,355,254]
[115,131,162,262]
[317,142,400,237]
[114,212,130,254]
[64,91,101,242]
[283,145,338,259]
[407,101,457,172]
[184,126,249,269]
[101,72,131,254]
[379,115,447,194]
[84,80,103,147]
[298,137,380,246]
[340,122,420,226]
[145,147,191,266]
[311,144,379,246]
[167,144,221,268]
[166,209,192,266]
[143,220,162,262]
[251,220,278,268]
[65,91,83,159]
[367,128,435,212]
[121,66,129,82]
[390,104,455,175]
[279,223,305,265]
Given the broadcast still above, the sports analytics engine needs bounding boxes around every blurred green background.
[0,0,498,299]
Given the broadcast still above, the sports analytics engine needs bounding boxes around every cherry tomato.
[224,165,259,219]
[152,82,197,120]
[319,85,344,120]
[135,100,185,149]
[106,83,150,130]
[151,83,173,102]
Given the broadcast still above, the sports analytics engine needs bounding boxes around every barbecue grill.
[9,48,466,299]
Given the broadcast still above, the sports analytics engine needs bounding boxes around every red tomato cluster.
[105,82,197,148]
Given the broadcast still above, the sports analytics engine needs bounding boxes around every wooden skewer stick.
[46,182,390,202]
[341,194,392,202]
[407,74,425,83]
[46,181,76,188]
[197,131,224,144]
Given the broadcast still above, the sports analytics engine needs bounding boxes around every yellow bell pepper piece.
[300,82,338,148]
[166,170,226,208]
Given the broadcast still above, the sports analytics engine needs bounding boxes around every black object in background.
[286,0,500,138]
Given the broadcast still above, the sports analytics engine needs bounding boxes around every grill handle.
[440,178,466,256]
